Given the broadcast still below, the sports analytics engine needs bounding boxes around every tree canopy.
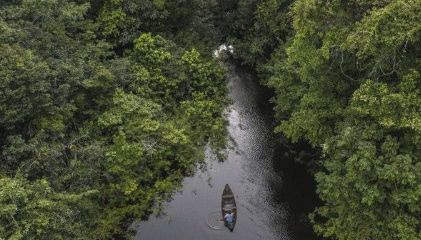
[1,0,226,238]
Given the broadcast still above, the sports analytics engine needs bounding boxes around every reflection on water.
[136,63,318,240]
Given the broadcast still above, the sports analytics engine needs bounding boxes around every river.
[136,62,318,240]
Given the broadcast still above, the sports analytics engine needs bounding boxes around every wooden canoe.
[221,184,237,231]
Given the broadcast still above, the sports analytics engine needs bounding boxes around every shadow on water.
[136,61,320,240]
[270,139,320,240]
[234,63,320,240]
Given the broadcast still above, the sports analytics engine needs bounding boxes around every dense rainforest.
[0,0,420,240]
[0,0,227,239]
[224,0,420,240]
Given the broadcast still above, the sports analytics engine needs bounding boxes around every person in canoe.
[221,184,237,231]
[224,210,235,225]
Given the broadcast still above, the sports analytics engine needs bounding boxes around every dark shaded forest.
[1,0,420,239]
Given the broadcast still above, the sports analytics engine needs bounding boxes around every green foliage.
[92,33,227,237]
[0,44,52,131]
[0,176,93,240]
[314,125,420,240]
[1,0,226,239]
[226,0,292,66]
[352,71,421,132]
[97,0,223,51]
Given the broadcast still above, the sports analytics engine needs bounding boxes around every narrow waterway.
[136,62,318,240]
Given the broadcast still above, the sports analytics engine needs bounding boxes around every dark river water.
[136,62,318,240]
